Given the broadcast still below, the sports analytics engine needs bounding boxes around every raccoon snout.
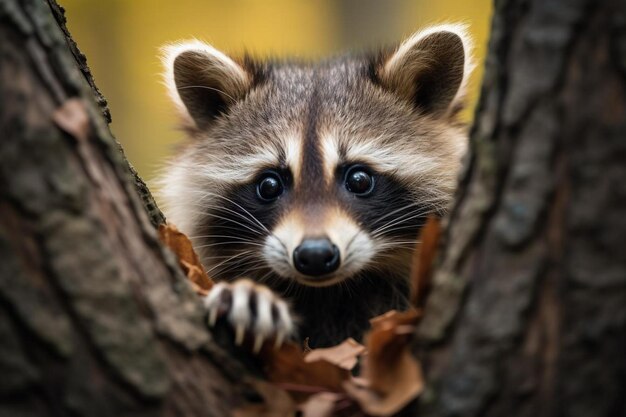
[293,237,340,277]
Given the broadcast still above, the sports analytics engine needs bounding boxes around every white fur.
[382,23,475,115]
[324,208,376,280]
[318,116,466,215]
[156,133,295,240]
[320,134,341,184]
[263,207,375,287]
[284,133,303,186]
[160,40,250,125]
[322,132,438,177]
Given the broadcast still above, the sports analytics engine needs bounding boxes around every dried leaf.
[410,215,441,308]
[344,310,423,416]
[305,338,365,371]
[262,341,350,403]
[158,224,214,293]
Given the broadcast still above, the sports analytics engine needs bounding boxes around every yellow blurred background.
[62,0,492,183]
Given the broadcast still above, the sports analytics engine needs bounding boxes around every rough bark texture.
[417,0,626,416]
[0,1,263,416]
[46,0,166,228]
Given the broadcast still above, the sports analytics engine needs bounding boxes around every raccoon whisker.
[345,271,367,297]
[342,252,365,276]
[176,85,237,104]
[355,264,388,285]
[346,271,373,294]
[195,191,270,234]
[376,241,420,248]
[341,231,363,266]
[373,203,435,227]
[211,263,267,277]
[240,264,271,275]
[202,212,263,235]
[211,265,254,281]
[369,201,423,228]
[342,250,359,269]
[252,270,276,287]
[206,250,259,275]
[338,278,354,299]
[371,222,422,239]
[189,234,261,241]
[195,241,266,249]
[229,255,268,270]
[191,238,271,256]
[194,240,263,251]
[264,233,290,258]
[274,237,289,256]
[370,208,433,237]
[283,276,300,298]
[204,250,256,260]
[262,272,286,290]
[372,221,427,238]
[370,195,445,226]
[185,210,266,236]
[372,223,432,238]
[363,258,408,281]
[345,231,361,252]
[198,203,306,261]
[215,265,269,281]
[194,204,267,235]
[210,256,269,280]
[188,224,264,238]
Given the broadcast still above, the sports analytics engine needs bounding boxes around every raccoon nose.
[293,238,340,277]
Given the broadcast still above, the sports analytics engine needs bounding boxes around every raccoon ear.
[162,40,251,129]
[377,24,473,117]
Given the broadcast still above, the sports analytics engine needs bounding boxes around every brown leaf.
[305,338,365,371]
[262,341,351,403]
[344,310,424,416]
[158,223,214,293]
[410,215,441,309]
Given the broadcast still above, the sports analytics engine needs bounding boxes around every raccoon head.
[159,25,472,288]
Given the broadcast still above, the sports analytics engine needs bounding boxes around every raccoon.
[158,24,473,350]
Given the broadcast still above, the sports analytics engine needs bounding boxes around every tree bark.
[1,0,625,417]
[417,0,626,416]
[0,1,264,416]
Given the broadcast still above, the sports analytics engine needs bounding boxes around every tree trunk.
[0,1,265,416]
[416,0,626,416]
[1,0,625,417]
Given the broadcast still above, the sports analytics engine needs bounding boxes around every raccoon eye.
[256,172,284,202]
[345,165,375,196]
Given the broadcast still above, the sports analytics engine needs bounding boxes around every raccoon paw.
[203,279,295,353]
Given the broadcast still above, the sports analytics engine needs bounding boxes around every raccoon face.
[159,25,472,288]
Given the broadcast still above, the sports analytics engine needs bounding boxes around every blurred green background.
[62,0,492,183]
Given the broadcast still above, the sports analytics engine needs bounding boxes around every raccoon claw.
[202,279,295,353]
